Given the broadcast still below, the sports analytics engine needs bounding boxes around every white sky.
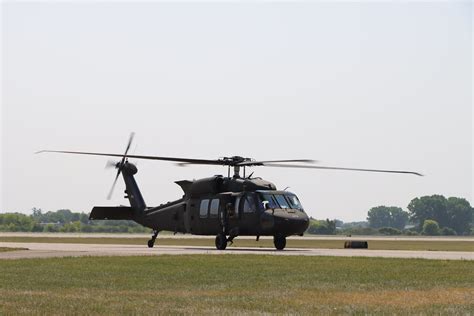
[1,1,472,222]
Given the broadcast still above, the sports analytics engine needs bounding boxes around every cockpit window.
[286,195,304,211]
[258,192,304,211]
[260,193,278,209]
[274,195,290,209]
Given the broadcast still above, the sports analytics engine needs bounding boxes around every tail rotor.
[106,132,135,200]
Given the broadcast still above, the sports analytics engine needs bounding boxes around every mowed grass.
[0,247,28,252]
[0,255,473,315]
[1,236,473,251]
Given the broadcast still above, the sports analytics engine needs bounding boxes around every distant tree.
[325,219,336,234]
[378,227,402,235]
[367,207,391,228]
[45,209,75,224]
[338,227,378,235]
[440,227,457,236]
[446,197,473,235]
[341,221,369,229]
[81,225,93,233]
[367,206,408,230]
[403,229,419,236]
[43,223,59,232]
[0,209,157,233]
[79,213,90,224]
[31,223,43,232]
[408,195,449,230]
[422,219,440,236]
[408,195,473,234]
[0,213,35,232]
[31,207,43,220]
[307,219,336,235]
[390,208,410,230]
[60,221,82,233]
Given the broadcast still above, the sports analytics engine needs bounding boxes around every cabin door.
[218,195,240,234]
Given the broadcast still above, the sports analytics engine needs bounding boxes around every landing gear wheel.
[215,233,227,250]
[273,235,286,250]
[148,230,159,248]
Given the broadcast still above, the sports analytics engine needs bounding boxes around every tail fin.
[121,162,146,214]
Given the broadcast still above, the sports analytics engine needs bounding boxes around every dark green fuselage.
[90,162,309,238]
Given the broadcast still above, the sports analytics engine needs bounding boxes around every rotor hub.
[220,156,253,166]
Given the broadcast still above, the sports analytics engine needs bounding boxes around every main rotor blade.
[261,163,423,176]
[238,159,317,166]
[36,150,421,175]
[107,169,121,200]
[36,150,225,165]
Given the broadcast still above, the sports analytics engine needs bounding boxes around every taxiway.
[1,242,472,260]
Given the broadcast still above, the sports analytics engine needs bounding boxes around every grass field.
[1,236,473,252]
[0,255,473,315]
[0,247,28,252]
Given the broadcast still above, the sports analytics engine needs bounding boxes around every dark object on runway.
[37,133,421,250]
[344,241,369,249]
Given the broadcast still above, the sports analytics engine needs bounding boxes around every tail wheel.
[215,233,227,250]
[273,235,286,250]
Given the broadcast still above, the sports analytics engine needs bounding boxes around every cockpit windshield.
[274,195,290,209]
[286,194,303,210]
[261,193,278,209]
[258,192,304,211]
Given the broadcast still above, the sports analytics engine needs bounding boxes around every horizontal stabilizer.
[89,206,134,220]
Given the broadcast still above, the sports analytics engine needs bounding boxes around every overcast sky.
[1,1,472,222]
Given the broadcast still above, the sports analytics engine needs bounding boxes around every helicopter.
[38,133,422,250]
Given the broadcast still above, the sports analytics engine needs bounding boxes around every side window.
[243,195,255,213]
[233,196,241,218]
[199,199,209,218]
[209,199,219,217]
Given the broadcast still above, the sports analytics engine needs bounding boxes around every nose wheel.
[148,230,159,248]
[215,233,227,250]
[273,235,286,250]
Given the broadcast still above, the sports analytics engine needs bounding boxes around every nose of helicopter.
[272,211,309,235]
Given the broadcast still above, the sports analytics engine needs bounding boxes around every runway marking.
[0,242,473,260]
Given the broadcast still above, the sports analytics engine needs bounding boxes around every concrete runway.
[1,242,473,260]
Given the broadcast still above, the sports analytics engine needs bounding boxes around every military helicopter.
[38,133,422,250]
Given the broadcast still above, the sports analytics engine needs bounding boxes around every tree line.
[307,194,473,236]
[0,208,148,233]
[367,195,472,236]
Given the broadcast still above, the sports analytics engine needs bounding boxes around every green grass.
[1,236,473,251]
[0,247,28,252]
[0,255,473,315]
